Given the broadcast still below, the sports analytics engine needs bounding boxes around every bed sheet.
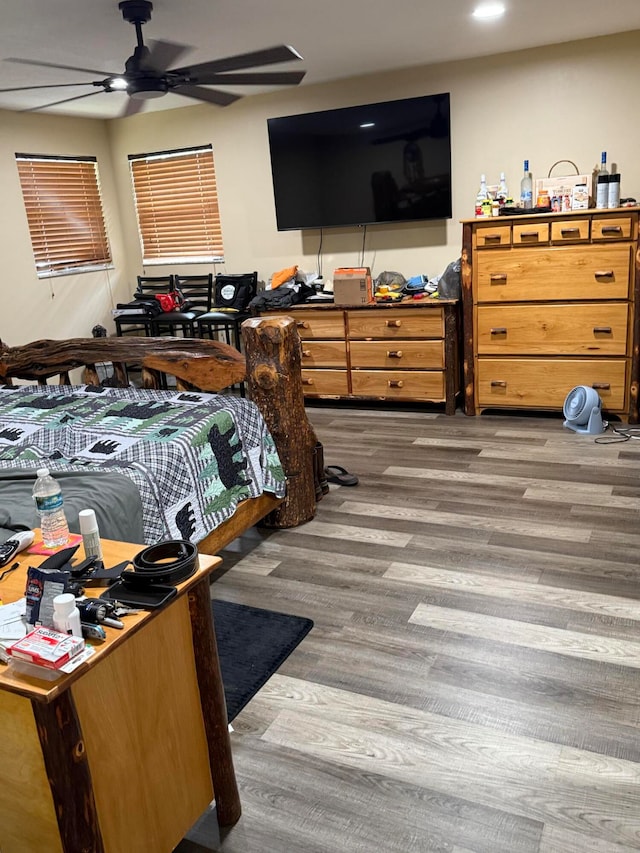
[0,385,286,545]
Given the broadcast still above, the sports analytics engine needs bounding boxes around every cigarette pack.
[7,626,85,670]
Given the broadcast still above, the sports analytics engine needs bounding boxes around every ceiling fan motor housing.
[119,1,153,26]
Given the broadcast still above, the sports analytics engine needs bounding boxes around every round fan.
[563,385,604,434]
[0,0,306,116]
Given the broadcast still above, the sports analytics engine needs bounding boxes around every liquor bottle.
[497,172,508,207]
[475,174,489,216]
[520,160,533,210]
[608,173,621,208]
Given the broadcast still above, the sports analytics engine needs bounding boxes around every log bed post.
[242,316,318,527]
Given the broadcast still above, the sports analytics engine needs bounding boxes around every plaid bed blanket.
[0,385,286,545]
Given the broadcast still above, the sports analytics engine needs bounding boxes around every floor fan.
[562,385,605,434]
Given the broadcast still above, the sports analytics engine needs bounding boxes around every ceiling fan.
[0,0,306,115]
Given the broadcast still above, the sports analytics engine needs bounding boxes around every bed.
[0,316,319,554]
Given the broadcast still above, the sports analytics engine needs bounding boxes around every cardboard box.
[332,267,374,305]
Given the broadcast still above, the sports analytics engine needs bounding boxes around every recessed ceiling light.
[472,2,505,19]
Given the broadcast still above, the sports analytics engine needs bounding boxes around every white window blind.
[129,145,224,264]
[15,154,111,278]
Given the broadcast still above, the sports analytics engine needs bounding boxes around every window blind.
[15,154,111,277]
[129,146,224,264]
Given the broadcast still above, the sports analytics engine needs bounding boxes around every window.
[15,153,111,278]
[129,145,224,265]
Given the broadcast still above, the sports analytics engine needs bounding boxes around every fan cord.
[594,424,640,444]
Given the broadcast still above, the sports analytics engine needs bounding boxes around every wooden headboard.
[0,316,318,531]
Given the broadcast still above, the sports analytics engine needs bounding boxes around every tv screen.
[267,93,452,231]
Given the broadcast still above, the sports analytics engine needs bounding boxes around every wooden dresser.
[259,300,460,414]
[461,208,640,422]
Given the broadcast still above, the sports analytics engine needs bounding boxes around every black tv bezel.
[267,92,452,232]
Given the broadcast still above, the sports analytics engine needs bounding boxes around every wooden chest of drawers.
[259,301,460,413]
[461,209,640,421]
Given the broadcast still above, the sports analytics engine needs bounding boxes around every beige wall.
[0,110,128,344]
[2,29,640,343]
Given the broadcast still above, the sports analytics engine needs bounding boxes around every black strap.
[120,539,199,589]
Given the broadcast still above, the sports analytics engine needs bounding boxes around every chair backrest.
[174,274,213,312]
[136,274,175,297]
[213,272,258,313]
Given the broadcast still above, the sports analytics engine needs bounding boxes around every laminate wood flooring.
[177,407,640,853]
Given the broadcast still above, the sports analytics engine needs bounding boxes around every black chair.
[154,273,213,337]
[114,274,175,337]
[196,272,258,350]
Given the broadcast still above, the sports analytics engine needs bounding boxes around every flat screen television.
[267,92,452,231]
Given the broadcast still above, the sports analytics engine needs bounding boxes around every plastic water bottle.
[32,468,70,548]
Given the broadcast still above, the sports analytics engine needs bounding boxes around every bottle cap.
[53,593,76,616]
[524,159,529,171]
[79,508,98,534]
[37,467,50,478]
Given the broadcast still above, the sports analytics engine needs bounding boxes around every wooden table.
[0,537,239,853]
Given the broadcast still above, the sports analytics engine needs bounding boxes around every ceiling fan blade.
[0,82,96,93]
[191,70,306,86]
[146,39,192,73]
[173,84,241,107]
[122,97,146,118]
[20,90,106,113]
[171,44,303,77]
[5,57,117,77]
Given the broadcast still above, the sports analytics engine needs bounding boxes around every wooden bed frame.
[0,316,319,554]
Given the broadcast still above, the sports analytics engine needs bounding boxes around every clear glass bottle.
[497,172,508,207]
[520,160,533,210]
[475,174,489,216]
[32,468,70,548]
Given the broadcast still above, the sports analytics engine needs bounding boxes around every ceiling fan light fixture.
[108,77,129,90]
[472,2,506,20]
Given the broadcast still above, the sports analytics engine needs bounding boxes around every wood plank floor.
[176,406,640,853]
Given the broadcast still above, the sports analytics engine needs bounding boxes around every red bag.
[155,289,187,312]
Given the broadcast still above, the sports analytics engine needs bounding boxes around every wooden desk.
[0,538,239,853]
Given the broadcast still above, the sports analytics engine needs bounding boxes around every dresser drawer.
[477,303,629,355]
[347,308,444,339]
[476,358,627,409]
[349,340,444,369]
[551,219,590,242]
[300,340,346,368]
[287,311,345,339]
[351,370,445,401]
[592,216,633,241]
[475,244,632,302]
[513,221,550,245]
[301,369,349,396]
[475,224,511,248]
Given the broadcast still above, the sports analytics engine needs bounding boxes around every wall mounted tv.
[267,92,452,231]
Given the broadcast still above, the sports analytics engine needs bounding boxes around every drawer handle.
[302,349,311,357]
[484,234,502,242]
[491,380,507,388]
[593,326,612,334]
[386,319,402,328]
[592,382,611,390]
[490,273,507,283]
[296,321,310,329]
[387,350,403,358]
[490,327,507,335]
[302,377,315,386]
[520,231,539,239]
[602,226,622,234]
[388,379,404,388]
[594,270,614,278]
[560,227,580,236]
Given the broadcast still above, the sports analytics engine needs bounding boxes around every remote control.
[0,531,35,567]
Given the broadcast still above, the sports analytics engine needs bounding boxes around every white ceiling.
[1,0,640,119]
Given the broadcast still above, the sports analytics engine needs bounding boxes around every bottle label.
[35,494,63,512]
